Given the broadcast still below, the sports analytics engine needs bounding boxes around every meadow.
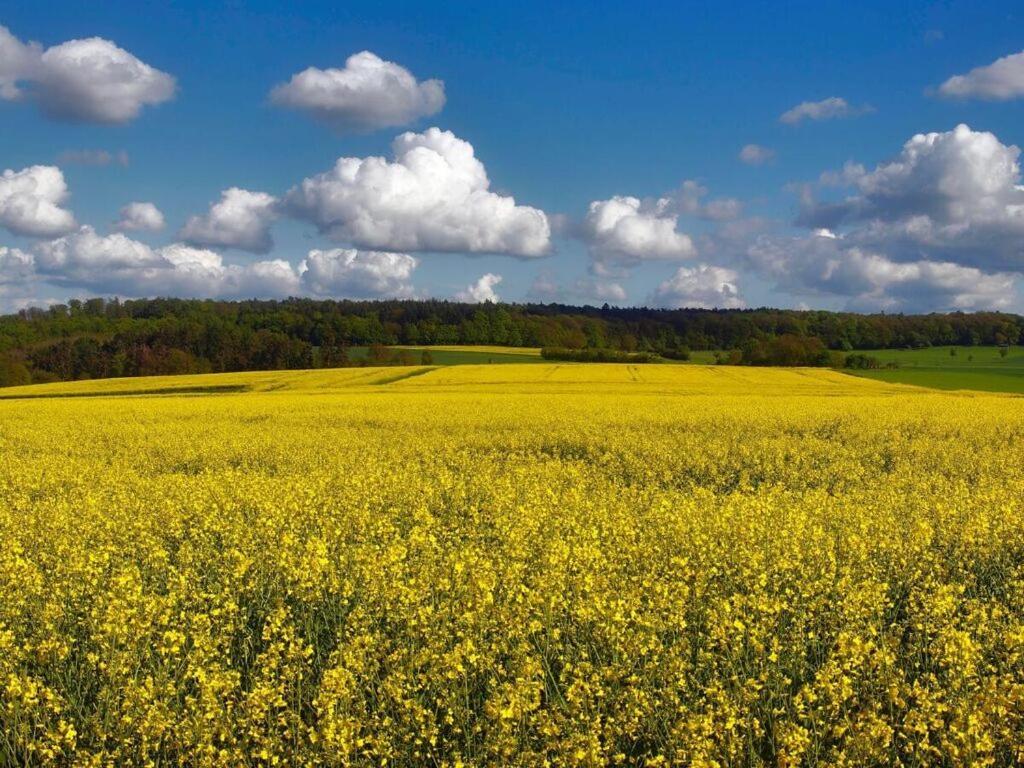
[2,363,1024,765]
[848,346,1024,394]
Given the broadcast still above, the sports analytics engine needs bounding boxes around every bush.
[741,335,830,367]
[659,346,691,361]
[844,353,882,370]
[0,357,32,387]
[540,347,661,363]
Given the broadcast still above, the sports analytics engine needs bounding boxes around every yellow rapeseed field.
[2,363,1024,766]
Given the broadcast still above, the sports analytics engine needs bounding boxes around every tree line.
[0,297,1020,386]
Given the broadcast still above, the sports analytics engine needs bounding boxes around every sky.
[2,0,1024,313]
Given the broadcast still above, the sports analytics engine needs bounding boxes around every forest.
[0,297,1022,385]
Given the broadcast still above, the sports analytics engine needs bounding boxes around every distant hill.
[1,297,1021,386]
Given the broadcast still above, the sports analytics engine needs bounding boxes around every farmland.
[2,364,1024,765]
[340,344,1024,396]
[349,345,544,366]
[848,346,1024,394]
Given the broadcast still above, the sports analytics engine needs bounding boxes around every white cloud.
[583,195,695,262]
[798,124,1024,270]
[116,202,165,232]
[527,271,560,302]
[739,144,775,165]
[21,228,427,302]
[300,248,417,298]
[57,149,129,167]
[36,226,162,274]
[0,26,175,123]
[527,270,626,305]
[152,243,263,297]
[817,160,866,187]
[651,264,745,309]
[31,226,301,298]
[270,50,445,133]
[285,127,550,256]
[744,230,1015,312]
[0,246,34,285]
[37,37,175,123]
[181,188,279,253]
[869,259,1016,312]
[779,96,871,125]
[455,272,502,303]
[0,25,40,100]
[34,227,163,293]
[574,277,626,303]
[0,165,76,238]
[674,180,742,221]
[580,181,741,266]
[938,51,1024,100]
[229,258,302,298]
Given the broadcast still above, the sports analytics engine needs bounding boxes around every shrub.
[540,347,661,363]
[659,346,691,361]
[844,353,882,370]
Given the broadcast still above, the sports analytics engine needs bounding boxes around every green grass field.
[684,350,720,365]
[846,345,1024,394]
[675,345,1024,394]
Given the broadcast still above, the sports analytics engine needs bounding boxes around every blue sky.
[2,0,1024,312]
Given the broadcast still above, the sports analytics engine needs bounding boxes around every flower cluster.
[1,364,1023,765]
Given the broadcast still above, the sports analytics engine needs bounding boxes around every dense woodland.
[1,297,1022,385]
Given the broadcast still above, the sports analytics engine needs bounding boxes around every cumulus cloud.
[702,142,1021,310]
[797,124,1024,270]
[455,273,502,303]
[181,188,279,253]
[31,226,301,298]
[0,246,35,285]
[57,149,129,167]
[779,96,871,125]
[675,180,742,221]
[527,270,626,305]
[0,25,40,100]
[0,165,76,237]
[743,230,1015,312]
[20,227,424,302]
[576,277,627,304]
[651,264,745,309]
[116,202,165,232]
[35,226,163,283]
[270,51,445,133]
[739,144,775,165]
[526,271,560,302]
[580,181,742,265]
[583,196,696,262]
[153,250,300,299]
[285,127,550,256]
[938,51,1024,100]
[0,26,175,123]
[229,258,302,299]
[301,248,417,298]
[0,246,37,310]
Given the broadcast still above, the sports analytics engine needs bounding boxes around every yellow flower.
[1,362,1023,764]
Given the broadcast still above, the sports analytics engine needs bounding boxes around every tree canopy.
[1,297,1020,385]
